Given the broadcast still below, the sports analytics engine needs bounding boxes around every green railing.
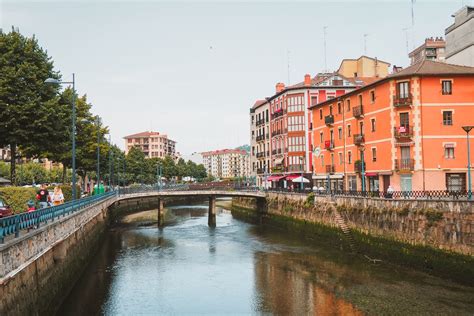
[0,191,116,243]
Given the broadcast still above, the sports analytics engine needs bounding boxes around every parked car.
[0,198,14,218]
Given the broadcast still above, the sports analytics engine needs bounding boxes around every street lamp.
[360,146,366,193]
[45,74,77,200]
[462,126,474,200]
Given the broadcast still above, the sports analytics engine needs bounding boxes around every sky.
[0,0,470,157]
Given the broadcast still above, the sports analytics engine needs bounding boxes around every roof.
[123,131,165,139]
[252,99,267,110]
[310,60,474,109]
[201,149,248,156]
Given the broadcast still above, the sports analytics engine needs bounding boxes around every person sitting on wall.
[386,185,394,199]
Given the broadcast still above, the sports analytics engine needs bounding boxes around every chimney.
[275,82,285,93]
[304,74,311,86]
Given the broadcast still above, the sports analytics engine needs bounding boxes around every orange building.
[310,60,474,192]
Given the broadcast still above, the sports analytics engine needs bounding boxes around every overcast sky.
[0,0,469,156]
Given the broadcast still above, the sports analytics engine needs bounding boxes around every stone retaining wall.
[0,196,116,315]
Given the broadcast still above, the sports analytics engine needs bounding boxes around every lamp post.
[45,74,77,200]
[299,156,304,192]
[360,146,366,193]
[95,116,101,192]
[107,134,113,189]
[462,126,474,200]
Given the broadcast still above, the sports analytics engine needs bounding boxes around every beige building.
[202,149,250,179]
[445,6,474,66]
[337,56,390,79]
[409,37,446,65]
[124,131,177,159]
[0,147,11,161]
[250,99,270,186]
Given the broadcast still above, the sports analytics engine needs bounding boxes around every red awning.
[285,175,301,181]
[267,175,285,181]
[365,172,378,177]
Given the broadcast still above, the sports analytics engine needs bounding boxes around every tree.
[125,146,147,184]
[0,28,60,184]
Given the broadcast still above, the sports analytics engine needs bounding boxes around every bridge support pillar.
[208,196,216,227]
[158,198,165,227]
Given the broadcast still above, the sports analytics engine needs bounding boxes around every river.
[57,200,474,315]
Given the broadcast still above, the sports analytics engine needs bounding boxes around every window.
[397,81,410,98]
[311,96,318,106]
[288,115,304,132]
[372,147,377,162]
[371,118,376,132]
[347,125,351,137]
[348,151,352,164]
[370,90,375,103]
[443,111,453,125]
[346,99,351,112]
[337,102,342,114]
[332,79,343,86]
[348,176,357,191]
[329,105,333,115]
[442,80,452,95]
[444,144,455,159]
[319,109,323,120]
[359,121,364,134]
[358,94,363,106]
[320,132,323,143]
[338,127,342,139]
[446,173,465,192]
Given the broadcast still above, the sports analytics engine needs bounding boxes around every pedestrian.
[36,184,50,209]
[386,185,394,199]
[52,186,64,206]
[26,200,36,212]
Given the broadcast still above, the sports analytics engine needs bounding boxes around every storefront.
[365,172,379,192]
[313,174,344,191]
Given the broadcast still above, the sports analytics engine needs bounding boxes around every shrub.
[0,187,36,213]
[304,192,315,208]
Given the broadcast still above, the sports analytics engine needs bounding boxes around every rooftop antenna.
[323,26,328,72]
[363,33,369,55]
[402,27,410,55]
[411,0,416,49]
[287,50,291,85]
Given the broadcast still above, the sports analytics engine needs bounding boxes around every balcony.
[272,166,287,173]
[256,152,265,158]
[271,129,287,137]
[353,134,365,146]
[354,160,366,173]
[393,94,413,108]
[257,168,266,174]
[256,119,265,127]
[324,140,334,150]
[394,126,413,139]
[256,135,265,142]
[352,105,363,118]
[326,165,335,174]
[395,159,415,172]
[324,115,334,126]
[271,110,286,120]
[272,148,283,155]
[288,165,304,172]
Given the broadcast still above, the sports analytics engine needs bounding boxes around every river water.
[58,201,474,315]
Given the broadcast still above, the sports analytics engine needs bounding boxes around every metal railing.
[353,134,365,146]
[313,189,471,200]
[394,126,413,139]
[325,115,334,125]
[393,94,413,107]
[326,165,335,174]
[353,105,363,118]
[395,158,415,171]
[0,191,116,243]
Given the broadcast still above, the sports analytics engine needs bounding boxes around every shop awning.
[285,175,301,181]
[365,172,378,177]
[292,176,310,183]
[313,174,344,180]
[267,175,285,181]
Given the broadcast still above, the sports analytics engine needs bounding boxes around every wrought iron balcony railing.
[324,115,334,125]
[353,134,365,146]
[393,94,413,108]
[326,165,335,174]
[352,105,363,118]
[394,126,413,139]
[395,158,415,172]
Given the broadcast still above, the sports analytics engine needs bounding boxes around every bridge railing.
[0,191,116,244]
[118,184,190,195]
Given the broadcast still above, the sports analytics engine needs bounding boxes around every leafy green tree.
[0,28,61,184]
[125,146,147,184]
[0,161,10,179]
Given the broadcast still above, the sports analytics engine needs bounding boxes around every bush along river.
[57,199,474,315]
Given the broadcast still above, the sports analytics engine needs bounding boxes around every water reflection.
[57,204,474,315]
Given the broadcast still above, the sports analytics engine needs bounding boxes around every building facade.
[310,60,474,192]
[202,149,250,179]
[250,100,270,186]
[445,6,474,67]
[409,37,446,65]
[0,147,11,161]
[337,56,390,79]
[124,131,177,159]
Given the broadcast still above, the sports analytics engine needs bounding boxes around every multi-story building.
[310,60,474,192]
[0,147,11,161]
[202,149,250,179]
[123,131,177,159]
[409,37,446,65]
[250,99,270,186]
[337,56,391,79]
[445,6,474,67]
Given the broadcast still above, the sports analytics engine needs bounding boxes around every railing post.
[14,215,20,238]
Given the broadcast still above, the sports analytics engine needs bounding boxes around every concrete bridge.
[117,189,267,227]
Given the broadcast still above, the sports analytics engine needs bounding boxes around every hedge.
[0,185,81,213]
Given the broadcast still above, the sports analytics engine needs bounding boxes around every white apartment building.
[445,6,474,66]
[201,149,250,179]
[124,131,177,159]
[250,99,270,187]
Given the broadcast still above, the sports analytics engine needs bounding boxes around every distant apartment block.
[0,147,11,161]
[337,56,390,79]
[124,131,177,159]
[201,149,250,179]
[445,6,474,66]
[409,37,446,65]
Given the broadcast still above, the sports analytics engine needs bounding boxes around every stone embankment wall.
[233,193,474,284]
[0,196,116,315]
